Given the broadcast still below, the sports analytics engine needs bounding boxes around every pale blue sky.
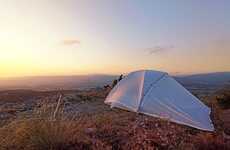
[0,0,230,77]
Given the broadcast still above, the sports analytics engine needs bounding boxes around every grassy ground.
[0,88,230,150]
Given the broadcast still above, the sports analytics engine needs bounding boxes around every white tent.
[105,70,214,131]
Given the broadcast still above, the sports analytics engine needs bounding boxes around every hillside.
[175,72,230,97]
[209,85,230,135]
[0,72,230,92]
[175,72,230,88]
[0,75,117,91]
[0,87,230,149]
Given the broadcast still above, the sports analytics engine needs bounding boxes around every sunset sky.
[0,0,230,78]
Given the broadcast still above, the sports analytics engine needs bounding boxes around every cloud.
[146,45,174,54]
[61,39,80,46]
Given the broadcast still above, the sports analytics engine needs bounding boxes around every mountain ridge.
[0,72,229,91]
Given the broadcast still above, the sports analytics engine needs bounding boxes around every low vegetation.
[216,92,230,109]
[0,89,230,150]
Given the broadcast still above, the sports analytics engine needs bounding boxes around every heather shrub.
[216,92,230,109]
[193,133,230,150]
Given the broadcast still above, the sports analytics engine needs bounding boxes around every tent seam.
[136,71,146,112]
[137,72,167,112]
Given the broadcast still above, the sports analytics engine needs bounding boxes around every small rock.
[155,123,159,127]
[85,128,95,134]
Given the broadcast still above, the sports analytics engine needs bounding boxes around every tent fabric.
[105,70,214,131]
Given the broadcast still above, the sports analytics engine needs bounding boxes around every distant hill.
[0,75,117,91]
[174,72,230,95]
[175,72,230,86]
[0,72,229,91]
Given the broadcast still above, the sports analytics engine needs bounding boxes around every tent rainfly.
[105,70,214,131]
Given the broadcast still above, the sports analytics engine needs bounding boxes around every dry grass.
[0,90,230,150]
[1,110,229,150]
[0,96,91,150]
[192,133,229,150]
[0,119,89,150]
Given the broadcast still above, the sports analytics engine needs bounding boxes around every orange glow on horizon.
[0,1,230,78]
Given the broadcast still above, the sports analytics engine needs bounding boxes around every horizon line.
[1,71,230,80]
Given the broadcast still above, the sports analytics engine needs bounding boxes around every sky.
[0,0,230,78]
